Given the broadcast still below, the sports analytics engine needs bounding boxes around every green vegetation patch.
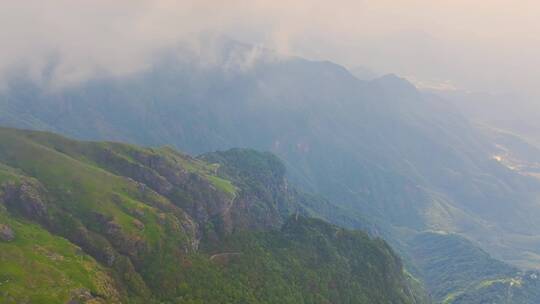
[0,212,121,303]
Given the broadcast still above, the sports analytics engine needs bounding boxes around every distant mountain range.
[2,37,540,302]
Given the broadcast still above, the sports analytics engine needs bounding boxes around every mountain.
[2,40,540,272]
[409,232,516,302]
[0,127,424,303]
[449,271,540,304]
[409,231,540,304]
[424,89,540,146]
[348,66,380,81]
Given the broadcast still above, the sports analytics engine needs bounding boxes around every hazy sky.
[1,1,539,101]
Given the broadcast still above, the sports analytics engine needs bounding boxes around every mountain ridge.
[3,39,540,303]
[0,127,424,303]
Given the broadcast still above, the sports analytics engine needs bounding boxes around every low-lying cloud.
[1,0,540,103]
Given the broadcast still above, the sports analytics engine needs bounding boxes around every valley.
[1,35,540,304]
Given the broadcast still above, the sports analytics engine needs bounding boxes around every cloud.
[0,0,539,102]
[0,1,249,86]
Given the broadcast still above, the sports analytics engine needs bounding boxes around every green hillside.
[0,127,425,303]
[0,205,121,304]
[449,271,540,304]
[5,48,540,273]
[409,231,540,304]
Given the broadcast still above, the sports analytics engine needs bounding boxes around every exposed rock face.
[0,223,15,241]
[92,147,234,237]
[199,149,301,232]
[129,151,235,227]
[97,148,174,195]
[1,181,48,220]
[89,212,150,261]
[66,288,104,304]
[133,219,145,230]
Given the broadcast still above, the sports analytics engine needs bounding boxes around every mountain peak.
[370,73,420,97]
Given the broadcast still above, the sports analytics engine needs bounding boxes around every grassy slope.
[0,128,200,302]
[0,128,425,303]
[0,205,120,303]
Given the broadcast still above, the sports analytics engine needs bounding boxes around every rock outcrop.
[0,223,14,241]
[2,180,48,220]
